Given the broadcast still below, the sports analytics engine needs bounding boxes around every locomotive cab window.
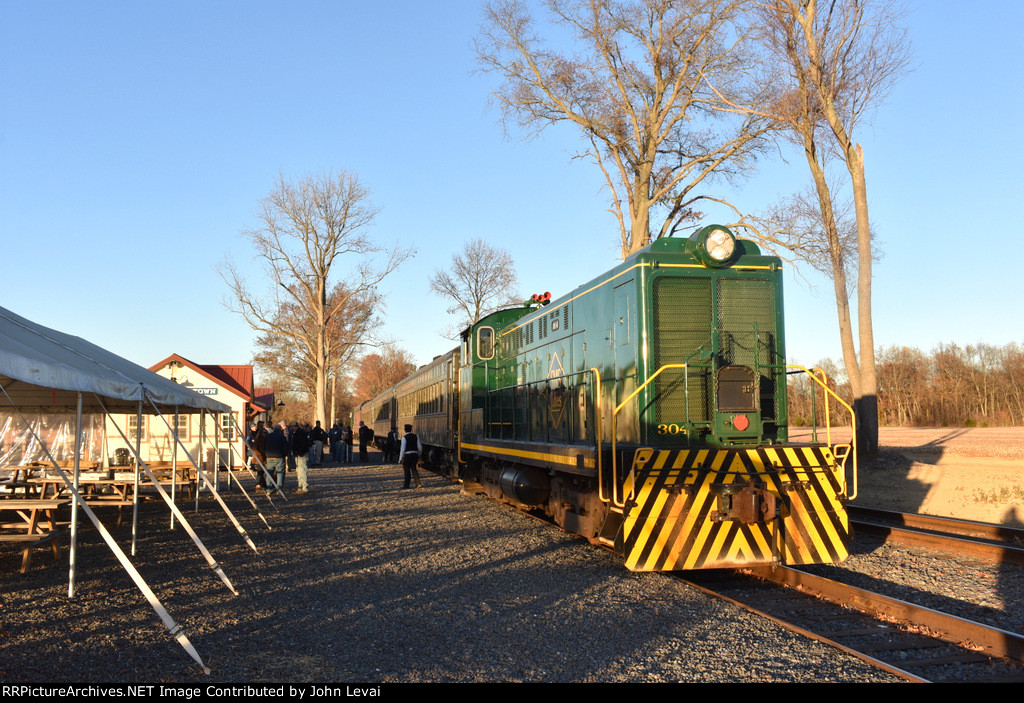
[477,326,495,360]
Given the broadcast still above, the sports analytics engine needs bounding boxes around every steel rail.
[851,506,1024,543]
[746,564,1024,668]
[676,572,924,682]
[850,507,1024,565]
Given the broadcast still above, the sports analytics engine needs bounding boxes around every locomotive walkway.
[0,457,899,683]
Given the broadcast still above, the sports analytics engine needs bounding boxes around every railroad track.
[683,565,1024,682]
[680,510,1024,681]
[474,486,1024,681]
[850,506,1024,564]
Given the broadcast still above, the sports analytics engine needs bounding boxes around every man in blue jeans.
[289,421,311,494]
[264,422,290,492]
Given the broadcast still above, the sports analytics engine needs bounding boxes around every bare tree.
[429,238,520,338]
[476,0,772,259]
[876,345,928,426]
[251,283,379,418]
[744,0,911,457]
[219,171,413,425]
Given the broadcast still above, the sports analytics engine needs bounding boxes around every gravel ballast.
[1,461,903,683]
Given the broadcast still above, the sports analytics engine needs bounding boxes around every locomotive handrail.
[486,368,590,394]
[479,367,605,488]
[610,363,688,508]
[786,364,858,500]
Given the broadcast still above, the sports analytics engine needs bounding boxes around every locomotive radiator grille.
[618,446,850,571]
[651,276,782,432]
[653,277,712,424]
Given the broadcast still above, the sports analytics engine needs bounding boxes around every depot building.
[105,353,274,469]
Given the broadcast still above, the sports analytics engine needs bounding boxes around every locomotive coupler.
[710,480,778,525]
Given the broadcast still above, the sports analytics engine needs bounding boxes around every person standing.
[328,422,342,464]
[342,424,354,464]
[398,424,423,489]
[310,420,327,466]
[384,426,399,463]
[264,422,290,492]
[289,421,311,494]
[358,421,374,462]
[249,420,268,492]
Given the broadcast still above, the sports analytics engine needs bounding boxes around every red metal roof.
[149,354,253,403]
[254,387,274,413]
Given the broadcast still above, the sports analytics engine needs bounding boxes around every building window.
[128,415,147,442]
[175,414,189,440]
[220,414,235,441]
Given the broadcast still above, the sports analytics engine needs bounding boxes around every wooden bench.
[0,531,62,573]
[29,477,139,526]
[0,499,68,573]
[144,464,197,498]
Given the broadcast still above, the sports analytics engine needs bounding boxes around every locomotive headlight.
[688,225,738,267]
[706,229,735,261]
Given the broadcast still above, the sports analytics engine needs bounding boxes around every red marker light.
[733,414,749,431]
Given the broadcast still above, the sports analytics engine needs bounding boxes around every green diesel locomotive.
[358,225,855,571]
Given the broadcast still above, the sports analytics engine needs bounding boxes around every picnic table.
[0,466,36,498]
[0,498,69,573]
[28,475,140,526]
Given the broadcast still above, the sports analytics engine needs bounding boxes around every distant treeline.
[788,342,1024,427]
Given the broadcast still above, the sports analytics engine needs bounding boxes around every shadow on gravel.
[803,559,1014,631]
[851,450,932,520]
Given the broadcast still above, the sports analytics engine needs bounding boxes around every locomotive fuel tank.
[498,465,551,506]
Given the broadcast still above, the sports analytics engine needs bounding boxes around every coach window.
[478,326,495,360]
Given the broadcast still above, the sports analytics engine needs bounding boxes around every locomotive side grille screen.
[717,279,779,422]
[653,278,712,423]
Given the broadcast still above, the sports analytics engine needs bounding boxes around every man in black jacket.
[249,420,269,492]
[310,420,327,466]
[264,422,290,491]
[358,421,374,463]
[289,421,312,494]
[328,422,343,464]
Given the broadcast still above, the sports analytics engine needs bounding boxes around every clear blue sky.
[1,1,1021,383]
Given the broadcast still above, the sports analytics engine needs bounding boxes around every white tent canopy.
[0,304,240,674]
[0,305,230,414]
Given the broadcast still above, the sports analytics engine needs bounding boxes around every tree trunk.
[624,194,652,259]
[849,144,878,458]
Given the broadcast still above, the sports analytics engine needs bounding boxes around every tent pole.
[149,400,259,554]
[228,414,285,500]
[101,396,238,594]
[230,423,282,505]
[131,400,142,556]
[196,409,204,513]
[0,387,211,674]
[213,412,219,492]
[69,392,83,598]
[195,416,274,528]
[171,406,179,529]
